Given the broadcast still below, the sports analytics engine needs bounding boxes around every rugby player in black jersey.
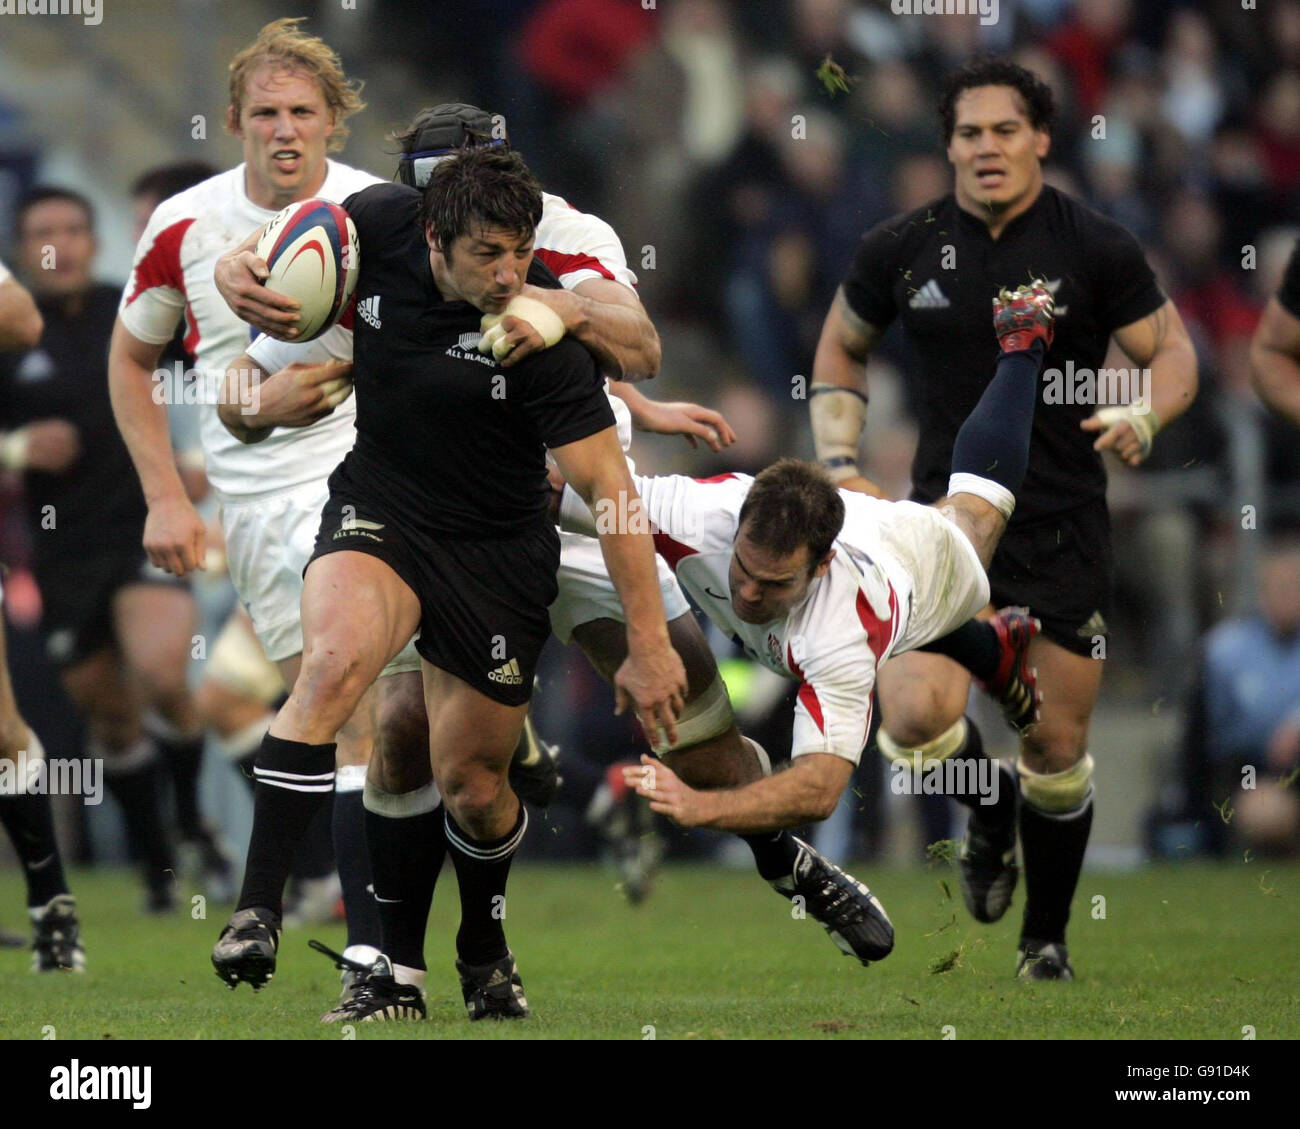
[810,59,1198,979]
[216,147,686,1020]
[0,256,83,970]
[1,189,212,915]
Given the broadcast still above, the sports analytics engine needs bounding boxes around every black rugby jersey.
[0,283,148,564]
[842,185,1166,523]
[340,183,614,538]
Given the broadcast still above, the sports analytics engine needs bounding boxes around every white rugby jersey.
[0,258,11,284]
[118,160,383,498]
[248,190,639,452]
[589,474,917,764]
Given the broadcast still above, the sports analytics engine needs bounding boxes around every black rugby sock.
[236,734,335,917]
[945,718,1016,828]
[1019,792,1094,944]
[0,788,70,907]
[102,744,175,894]
[918,619,1001,682]
[364,791,446,971]
[333,782,380,949]
[445,805,527,965]
[951,340,1044,495]
[743,829,801,882]
[290,797,336,881]
[152,728,206,842]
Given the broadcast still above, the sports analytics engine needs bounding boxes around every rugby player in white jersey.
[0,259,83,971]
[567,286,1059,963]
[107,19,388,983]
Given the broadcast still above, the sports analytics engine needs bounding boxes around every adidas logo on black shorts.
[489,658,523,686]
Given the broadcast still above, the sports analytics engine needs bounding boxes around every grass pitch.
[0,860,1295,1040]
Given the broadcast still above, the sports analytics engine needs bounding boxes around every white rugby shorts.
[878,500,990,654]
[221,478,420,673]
[548,531,691,644]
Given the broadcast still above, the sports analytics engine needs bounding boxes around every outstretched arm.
[607,380,736,451]
[628,752,854,833]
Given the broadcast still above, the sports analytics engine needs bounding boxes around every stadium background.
[0,0,1296,883]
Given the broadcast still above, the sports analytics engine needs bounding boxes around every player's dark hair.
[130,161,217,204]
[421,146,542,254]
[738,459,844,569]
[13,186,96,238]
[938,57,1056,142]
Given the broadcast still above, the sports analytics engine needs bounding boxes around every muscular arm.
[811,286,882,395]
[108,319,182,505]
[1082,299,1198,466]
[108,318,205,575]
[809,288,886,497]
[636,751,855,834]
[0,278,43,351]
[551,425,685,740]
[1250,297,1300,427]
[506,276,661,381]
[1111,298,1198,428]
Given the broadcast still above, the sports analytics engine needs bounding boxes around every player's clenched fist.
[614,640,687,749]
[144,493,207,576]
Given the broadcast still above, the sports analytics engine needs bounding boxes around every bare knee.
[879,683,965,748]
[440,762,509,828]
[1020,721,1090,775]
[293,647,370,723]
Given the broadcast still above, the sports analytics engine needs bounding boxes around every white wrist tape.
[809,383,867,481]
[1094,405,1161,458]
[479,295,567,360]
[0,428,30,471]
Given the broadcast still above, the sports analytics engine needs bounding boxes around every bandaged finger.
[1094,405,1159,457]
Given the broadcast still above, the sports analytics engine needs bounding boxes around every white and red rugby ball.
[256,199,359,341]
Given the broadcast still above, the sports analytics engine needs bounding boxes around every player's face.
[429,224,535,314]
[947,85,1050,220]
[230,65,335,210]
[18,199,96,297]
[729,524,832,625]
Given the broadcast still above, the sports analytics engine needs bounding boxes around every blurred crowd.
[1,0,1298,881]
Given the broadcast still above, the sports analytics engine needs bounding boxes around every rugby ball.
[255,199,359,341]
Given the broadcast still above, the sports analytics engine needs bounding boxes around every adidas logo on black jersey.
[357,295,382,329]
[489,657,523,686]
[909,280,951,309]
